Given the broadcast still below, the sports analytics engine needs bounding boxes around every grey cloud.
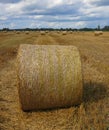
[0,0,21,4]
[91,0,109,6]
[25,12,108,23]
[23,3,81,17]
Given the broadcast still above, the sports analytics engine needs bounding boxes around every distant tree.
[1,25,109,32]
[102,26,109,31]
[2,28,10,31]
[97,25,100,30]
[79,28,94,31]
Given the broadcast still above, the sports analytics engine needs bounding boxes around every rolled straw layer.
[17,44,83,111]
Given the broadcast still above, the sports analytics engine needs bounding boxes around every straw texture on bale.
[17,44,83,111]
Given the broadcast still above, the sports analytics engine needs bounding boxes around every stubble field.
[0,31,109,130]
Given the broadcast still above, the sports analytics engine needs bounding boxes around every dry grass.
[0,31,109,130]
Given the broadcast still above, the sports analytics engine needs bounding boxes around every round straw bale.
[94,31,103,36]
[62,31,67,35]
[17,44,83,111]
[69,31,73,34]
[40,31,45,35]
[45,31,49,33]
[99,31,103,35]
[16,31,20,34]
[25,31,29,34]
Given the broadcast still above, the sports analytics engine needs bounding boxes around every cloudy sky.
[0,0,109,29]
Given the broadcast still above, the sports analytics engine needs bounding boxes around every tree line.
[0,25,109,31]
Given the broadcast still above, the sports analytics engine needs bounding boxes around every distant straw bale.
[69,31,73,34]
[16,31,20,34]
[17,44,83,111]
[99,31,103,35]
[40,31,45,35]
[94,31,103,36]
[62,31,67,35]
[45,31,49,33]
[3,31,7,33]
[25,31,29,34]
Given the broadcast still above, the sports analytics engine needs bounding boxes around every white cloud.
[28,15,43,19]
[74,21,86,27]
[10,23,16,28]
[0,16,7,20]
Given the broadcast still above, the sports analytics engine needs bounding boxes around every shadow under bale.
[83,81,108,103]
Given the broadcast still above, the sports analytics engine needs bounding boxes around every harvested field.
[0,31,109,130]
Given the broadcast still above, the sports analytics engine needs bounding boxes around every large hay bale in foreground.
[17,44,83,111]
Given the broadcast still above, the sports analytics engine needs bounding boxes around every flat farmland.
[0,31,109,130]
